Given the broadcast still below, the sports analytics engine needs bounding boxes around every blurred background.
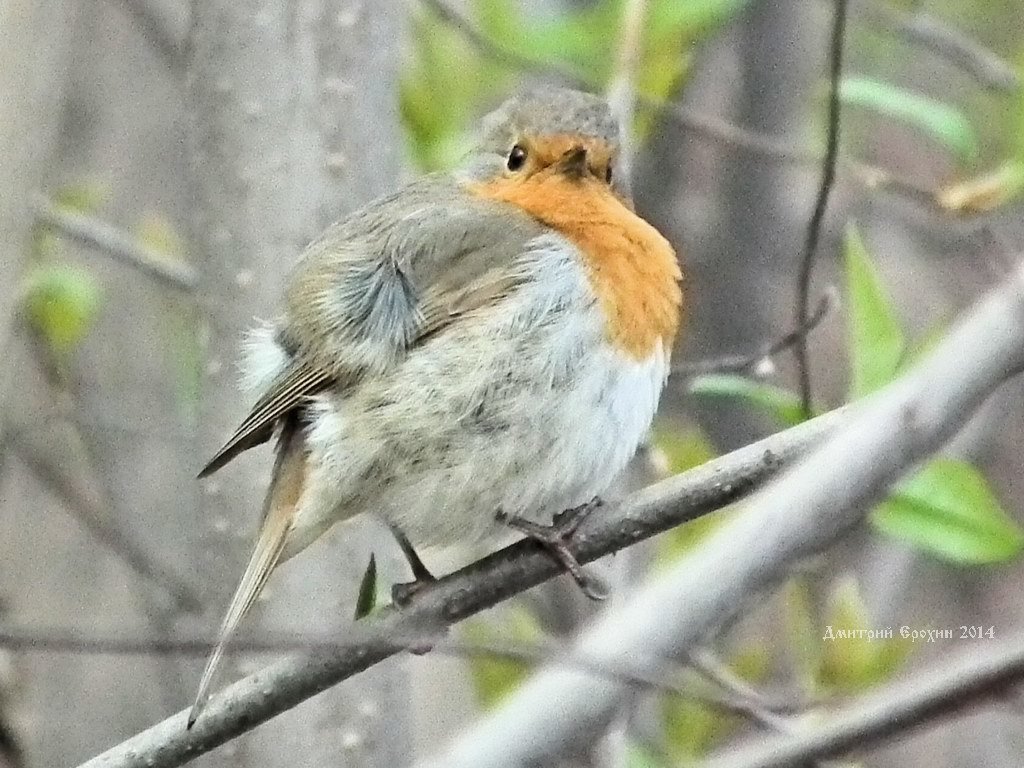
[2,0,1024,766]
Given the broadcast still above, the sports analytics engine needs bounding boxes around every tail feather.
[188,419,307,728]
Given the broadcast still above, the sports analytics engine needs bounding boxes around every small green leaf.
[353,554,378,620]
[872,459,1024,564]
[844,224,905,398]
[21,264,102,358]
[839,77,979,162]
[689,374,807,427]
[819,576,912,692]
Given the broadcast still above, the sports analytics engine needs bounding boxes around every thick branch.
[77,398,850,768]
[418,264,1024,768]
[704,631,1024,768]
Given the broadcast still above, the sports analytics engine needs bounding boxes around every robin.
[189,85,683,725]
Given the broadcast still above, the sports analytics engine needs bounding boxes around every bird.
[188,85,683,727]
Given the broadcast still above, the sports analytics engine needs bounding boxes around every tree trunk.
[187,3,410,765]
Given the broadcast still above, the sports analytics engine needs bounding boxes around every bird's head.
[460,86,627,200]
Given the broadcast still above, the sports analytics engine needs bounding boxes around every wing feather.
[198,363,332,478]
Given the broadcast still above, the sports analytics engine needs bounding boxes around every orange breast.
[471,172,683,360]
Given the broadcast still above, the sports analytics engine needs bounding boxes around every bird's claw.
[497,498,607,600]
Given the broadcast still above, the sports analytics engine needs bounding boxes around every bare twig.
[860,2,1019,92]
[419,265,1024,768]
[704,631,1024,768]
[674,289,835,378]
[77,404,853,768]
[794,0,849,418]
[605,0,649,184]
[32,195,197,290]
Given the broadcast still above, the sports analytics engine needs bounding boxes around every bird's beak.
[558,147,589,180]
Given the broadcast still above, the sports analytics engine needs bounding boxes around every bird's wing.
[198,181,542,478]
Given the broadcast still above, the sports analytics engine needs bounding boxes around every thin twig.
[860,1,1019,92]
[0,623,817,738]
[794,0,849,419]
[704,631,1024,768]
[32,195,197,290]
[674,289,835,378]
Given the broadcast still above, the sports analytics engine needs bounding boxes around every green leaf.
[872,459,1024,564]
[21,264,102,358]
[839,77,979,162]
[353,554,378,620]
[689,374,807,427]
[819,577,912,692]
[844,223,906,398]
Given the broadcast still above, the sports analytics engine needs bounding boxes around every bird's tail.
[188,417,307,728]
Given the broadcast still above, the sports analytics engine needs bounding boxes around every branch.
[704,631,1024,768]
[794,0,849,418]
[860,1,1019,92]
[416,264,1024,768]
[605,0,649,184]
[77,401,852,767]
[32,196,197,291]
[674,289,835,378]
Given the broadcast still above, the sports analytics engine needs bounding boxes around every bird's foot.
[497,498,607,600]
[390,575,436,608]
[388,524,438,608]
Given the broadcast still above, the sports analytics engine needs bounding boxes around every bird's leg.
[496,497,607,600]
[389,524,437,607]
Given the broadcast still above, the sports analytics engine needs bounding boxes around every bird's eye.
[605,165,613,184]
[507,144,528,172]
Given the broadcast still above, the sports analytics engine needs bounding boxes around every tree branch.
[417,263,1024,768]
[32,196,197,290]
[860,1,1019,92]
[605,0,649,186]
[77,398,852,768]
[704,631,1024,768]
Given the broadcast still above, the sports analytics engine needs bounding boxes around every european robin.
[189,85,683,725]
